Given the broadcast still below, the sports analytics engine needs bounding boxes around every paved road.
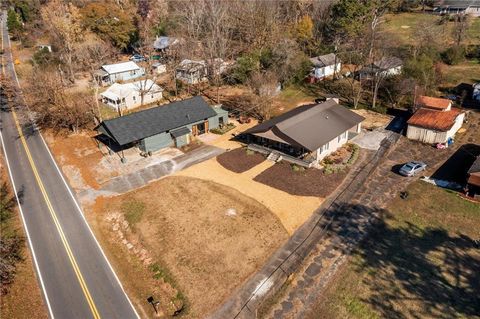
[0,11,139,319]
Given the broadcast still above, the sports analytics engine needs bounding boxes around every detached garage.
[406,96,465,144]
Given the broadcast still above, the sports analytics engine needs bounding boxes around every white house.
[358,57,403,79]
[407,96,465,144]
[94,61,145,86]
[309,53,341,80]
[434,0,480,17]
[244,98,364,166]
[473,83,480,101]
[100,79,163,111]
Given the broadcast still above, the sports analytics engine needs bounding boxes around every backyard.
[88,176,289,318]
[306,181,480,319]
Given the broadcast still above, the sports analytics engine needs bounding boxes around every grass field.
[307,181,480,319]
[382,13,480,47]
[89,176,289,318]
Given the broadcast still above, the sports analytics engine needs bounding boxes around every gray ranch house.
[244,98,364,167]
[96,96,228,154]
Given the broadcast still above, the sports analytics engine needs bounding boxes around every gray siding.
[140,132,173,152]
[175,135,188,147]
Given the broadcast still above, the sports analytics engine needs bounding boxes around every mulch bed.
[253,162,350,197]
[217,147,265,173]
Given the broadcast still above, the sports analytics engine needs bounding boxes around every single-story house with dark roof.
[358,57,403,80]
[96,96,228,154]
[434,0,480,16]
[406,96,465,144]
[467,154,480,198]
[243,98,364,166]
[309,53,341,80]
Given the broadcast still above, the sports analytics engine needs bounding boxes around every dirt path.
[175,158,323,234]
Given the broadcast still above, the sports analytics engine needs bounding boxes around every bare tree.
[41,0,84,83]
[25,68,96,132]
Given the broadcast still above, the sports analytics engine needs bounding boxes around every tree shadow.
[431,143,480,184]
[317,203,480,319]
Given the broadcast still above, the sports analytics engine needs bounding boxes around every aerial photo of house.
[1,2,479,319]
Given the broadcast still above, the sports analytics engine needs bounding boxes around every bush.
[291,164,305,172]
[441,46,465,65]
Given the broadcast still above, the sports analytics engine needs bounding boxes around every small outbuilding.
[96,96,229,153]
[309,53,341,80]
[472,82,480,101]
[94,61,145,86]
[406,96,465,144]
[466,155,480,198]
[100,79,163,111]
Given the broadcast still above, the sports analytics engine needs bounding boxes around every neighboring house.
[434,0,480,16]
[153,36,180,52]
[309,53,341,80]
[176,59,208,84]
[100,79,163,111]
[243,98,364,166]
[94,61,145,86]
[472,82,480,101]
[175,58,231,84]
[407,95,465,144]
[358,57,403,79]
[96,96,229,153]
[466,155,480,198]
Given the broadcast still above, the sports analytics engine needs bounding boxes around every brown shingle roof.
[407,108,462,131]
[417,96,451,110]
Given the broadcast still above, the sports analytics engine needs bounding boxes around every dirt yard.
[353,109,393,130]
[175,157,323,234]
[306,181,480,319]
[88,176,288,318]
[217,147,266,173]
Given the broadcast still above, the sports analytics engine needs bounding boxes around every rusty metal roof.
[417,96,451,110]
[407,108,463,131]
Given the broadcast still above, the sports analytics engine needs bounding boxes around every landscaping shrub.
[210,123,236,135]
[441,46,465,65]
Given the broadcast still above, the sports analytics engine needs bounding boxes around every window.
[133,96,136,101]
[321,142,329,153]
[338,135,342,143]
[151,94,154,98]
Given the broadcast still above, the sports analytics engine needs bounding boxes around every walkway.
[78,145,224,202]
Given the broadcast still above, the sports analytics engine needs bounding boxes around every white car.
[399,161,427,177]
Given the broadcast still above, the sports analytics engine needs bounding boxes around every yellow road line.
[2,18,101,319]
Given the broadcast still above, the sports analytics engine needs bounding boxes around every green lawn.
[307,181,480,319]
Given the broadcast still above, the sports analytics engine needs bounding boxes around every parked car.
[129,54,146,62]
[399,161,427,177]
